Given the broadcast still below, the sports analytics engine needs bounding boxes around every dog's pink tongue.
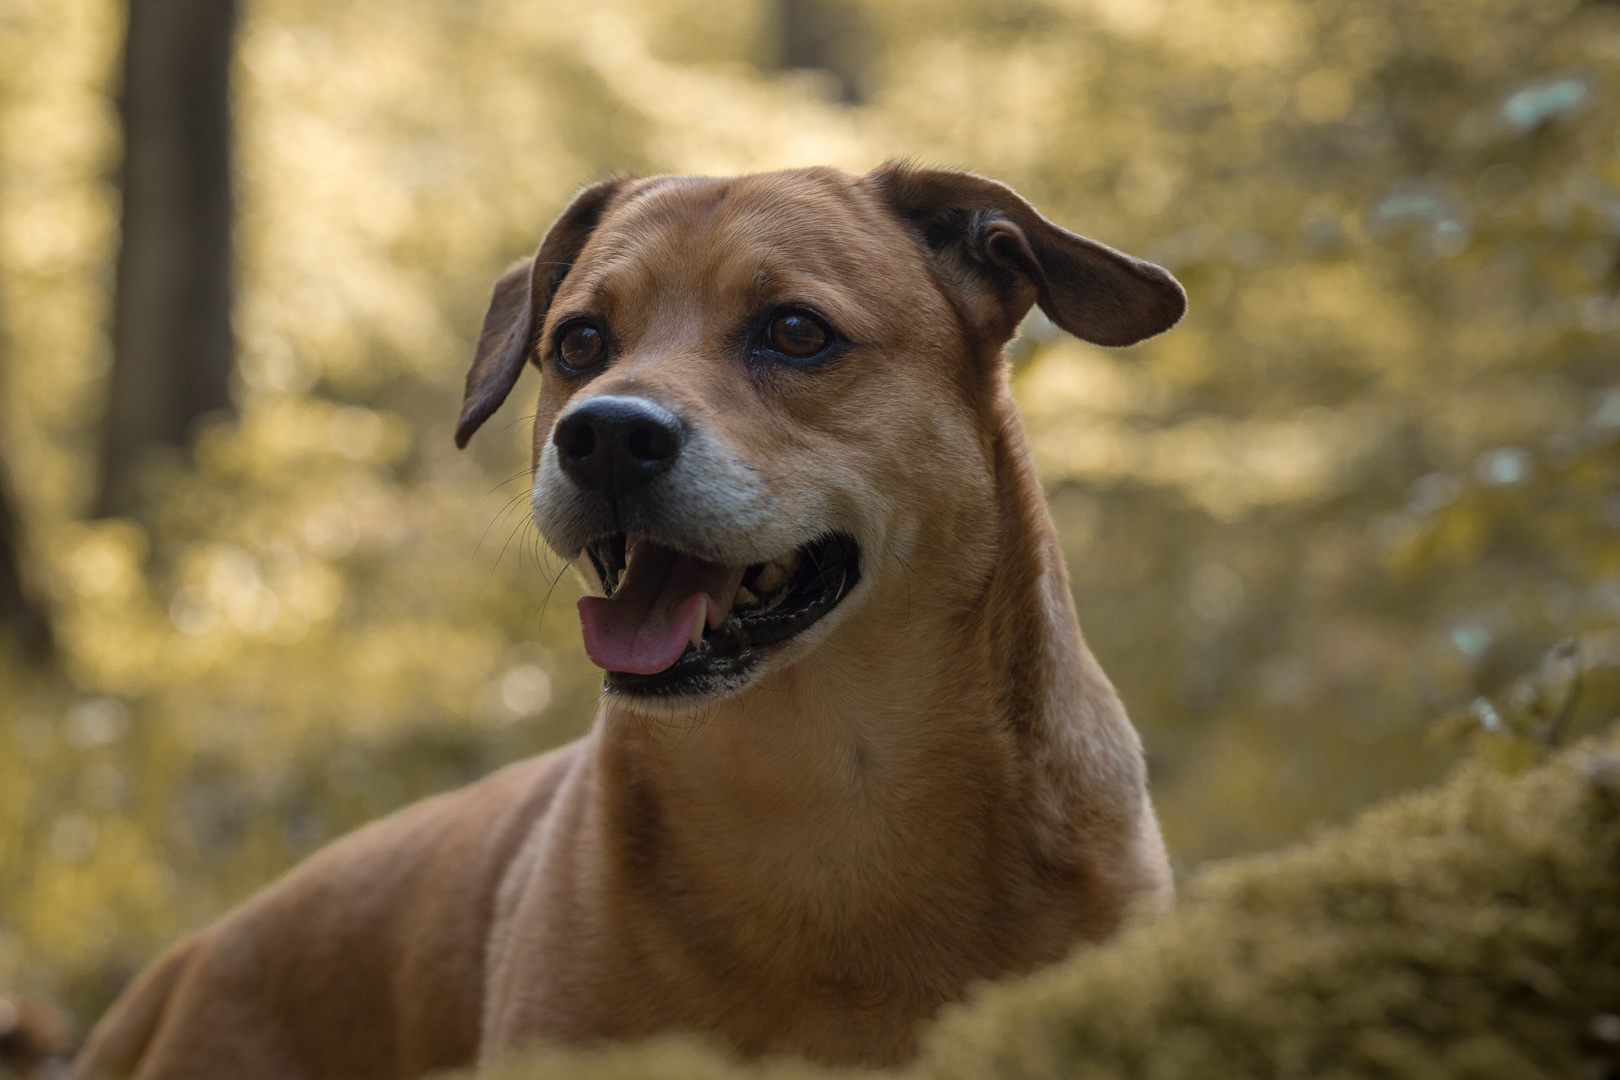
[578,539,747,675]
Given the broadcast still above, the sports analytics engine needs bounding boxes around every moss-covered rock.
[466,730,1620,1080]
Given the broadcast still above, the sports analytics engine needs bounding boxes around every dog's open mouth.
[576,532,860,697]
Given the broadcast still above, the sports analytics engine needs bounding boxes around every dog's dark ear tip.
[1042,262,1187,348]
[453,408,485,449]
[1153,282,1190,334]
[1113,264,1188,346]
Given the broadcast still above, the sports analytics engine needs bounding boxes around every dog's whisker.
[472,489,541,560]
[535,557,573,636]
[528,530,551,578]
[480,467,535,500]
[486,517,533,587]
[490,412,540,439]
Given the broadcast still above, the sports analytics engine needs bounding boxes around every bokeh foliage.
[0,0,1617,1035]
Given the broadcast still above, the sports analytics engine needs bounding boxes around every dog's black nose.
[553,395,685,497]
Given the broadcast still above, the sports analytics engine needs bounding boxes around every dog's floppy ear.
[869,163,1186,348]
[455,178,626,448]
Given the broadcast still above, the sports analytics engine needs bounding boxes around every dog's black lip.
[599,532,861,698]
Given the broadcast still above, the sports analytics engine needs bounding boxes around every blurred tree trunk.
[774,0,871,105]
[0,462,52,664]
[98,0,238,518]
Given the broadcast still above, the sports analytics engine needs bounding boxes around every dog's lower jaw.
[478,397,1170,1070]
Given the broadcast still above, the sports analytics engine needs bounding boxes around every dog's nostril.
[561,422,596,461]
[626,422,678,464]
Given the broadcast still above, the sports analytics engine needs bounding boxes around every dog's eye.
[765,312,829,359]
[557,323,605,369]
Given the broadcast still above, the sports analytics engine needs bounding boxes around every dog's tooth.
[735,585,758,607]
[754,562,785,594]
[779,549,802,578]
[689,599,706,649]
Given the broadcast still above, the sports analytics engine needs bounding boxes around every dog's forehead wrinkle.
[617,180,883,271]
[614,175,722,226]
[595,179,747,265]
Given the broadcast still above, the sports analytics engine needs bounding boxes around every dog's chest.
[479,722,1088,1067]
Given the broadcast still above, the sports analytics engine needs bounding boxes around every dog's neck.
[586,386,1155,1013]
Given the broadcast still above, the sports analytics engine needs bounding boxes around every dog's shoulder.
[74,744,583,1080]
[279,742,581,910]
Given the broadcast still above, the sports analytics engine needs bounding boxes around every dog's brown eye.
[558,324,604,369]
[766,313,828,358]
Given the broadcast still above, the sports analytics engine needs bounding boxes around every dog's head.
[457,165,1183,708]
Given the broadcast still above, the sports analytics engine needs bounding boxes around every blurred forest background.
[1,0,1619,1045]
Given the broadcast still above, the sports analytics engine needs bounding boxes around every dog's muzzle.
[541,396,861,700]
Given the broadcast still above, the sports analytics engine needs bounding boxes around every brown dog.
[73,164,1183,1079]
